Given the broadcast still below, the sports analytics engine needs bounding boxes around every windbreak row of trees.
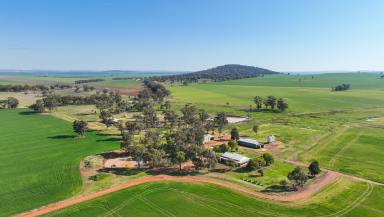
[74,79,105,84]
[0,84,72,92]
[253,96,288,112]
[148,64,278,84]
[112,77,143,80]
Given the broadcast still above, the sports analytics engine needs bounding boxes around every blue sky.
[0,0,383,71]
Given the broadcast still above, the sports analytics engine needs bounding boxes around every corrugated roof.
[221,152,250,163]
[238,138,260,144]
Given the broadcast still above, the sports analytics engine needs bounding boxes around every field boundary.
[16,171,340,217]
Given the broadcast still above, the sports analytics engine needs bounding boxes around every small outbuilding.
[238,138,264,149]
[267,135,276,144]
[203,134,214,144]
[220,152,250,166]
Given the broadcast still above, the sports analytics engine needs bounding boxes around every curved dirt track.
[17,171,340,217]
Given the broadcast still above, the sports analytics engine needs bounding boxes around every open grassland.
[0,92,41,107]
[220,73,384,90]
[300,126,384,183]
[46,178,384,217]
[169,83,384,114]
[0,109,119,216]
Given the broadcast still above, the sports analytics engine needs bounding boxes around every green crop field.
[46,179,383,217]
[169,75,384,114]
[219,73,384,90]
[300,126,384,183]
[0,109,119,216]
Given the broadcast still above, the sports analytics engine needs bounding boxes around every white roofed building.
[220,152,250,166]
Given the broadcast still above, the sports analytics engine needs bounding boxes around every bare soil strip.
[17,170,340,217]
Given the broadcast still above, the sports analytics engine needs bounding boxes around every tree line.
[253,96,288,112]
[74,78,105,84]
[148,64,278,84]
[0,84,71,92]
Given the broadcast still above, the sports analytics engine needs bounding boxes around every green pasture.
[46,178,383,217]
[169,84,384,114]
[0,109,119,216]
[220,73,384,90]
[300,126,384,183]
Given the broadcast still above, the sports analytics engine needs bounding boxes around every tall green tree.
[175,151,186,171]
[308,160,321,177]
[230,127,240,140]
[29,99,45,113]
[288,167,308,189]
[7,97,19,109]
[252,125,259,135]
[254,96,263,110]
[214,112,228,136]
[262,153,274,166]
[277,98,288,112]
[73,120,88,137]
[266,96,277,110]
[43,94,58,111]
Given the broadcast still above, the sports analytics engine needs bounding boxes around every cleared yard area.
[0,109,119,216]
[301,126,384,183]
[45,178,384,217]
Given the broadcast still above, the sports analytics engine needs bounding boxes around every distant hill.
[150,64,279,83]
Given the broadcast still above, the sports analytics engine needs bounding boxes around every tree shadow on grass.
[48,135,76,139]
[98,151,129,159]
[97,168,149,176]
[96,137,121,142]
[261,185,294,193]
[19,111,36,115]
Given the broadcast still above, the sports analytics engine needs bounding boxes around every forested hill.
[149,64,279,83]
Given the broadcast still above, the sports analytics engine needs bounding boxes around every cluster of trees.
[142,80,170,102]
[73,120,88,137]
[253,96,288,112]
[246,153,274,176]
[29,91,130,113]
[0,84,71,92]
[148,64,278,84]
[75,85,95,93]
[332,84,351,91]
[0,97,19,109]
[286,160,321,190]
[117,103,229,170]
[74,79,105,84]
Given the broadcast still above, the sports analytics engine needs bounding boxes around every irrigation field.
[46,179,383,217]
[0,109,119,216]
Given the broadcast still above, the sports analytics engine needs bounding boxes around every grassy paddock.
[0,109,119,216]
[300,126,384,183]
[46,178,384,217]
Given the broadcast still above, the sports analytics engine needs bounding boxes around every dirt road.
[17,171,340,217]
[286,160,384,186]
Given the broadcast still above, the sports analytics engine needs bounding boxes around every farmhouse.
[238,138,264,149]
[220,152,250,166]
